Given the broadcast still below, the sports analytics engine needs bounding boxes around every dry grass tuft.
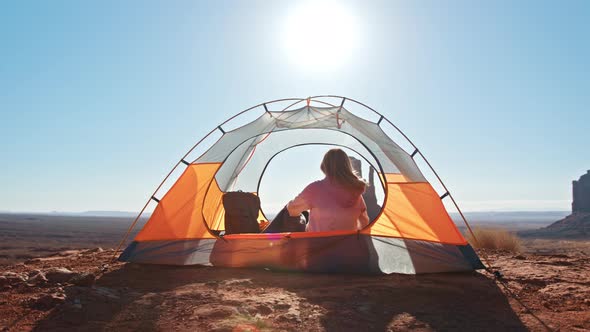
[467,228,522,252]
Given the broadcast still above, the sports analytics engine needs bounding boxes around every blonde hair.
[320,149,367,193]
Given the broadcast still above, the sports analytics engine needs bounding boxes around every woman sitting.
[287,148,369,232]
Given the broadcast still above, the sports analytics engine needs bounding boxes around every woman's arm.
[287,185,312,217]
[358,196,369,229]
[358,210,370,229]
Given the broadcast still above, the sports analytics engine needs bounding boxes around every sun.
[282,1,360,71]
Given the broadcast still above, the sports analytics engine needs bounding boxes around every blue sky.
[0,0,588,213]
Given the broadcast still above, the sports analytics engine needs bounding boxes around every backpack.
[222,191,261,235]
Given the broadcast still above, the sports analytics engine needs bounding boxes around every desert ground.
[0,213,145,265]
[1,213,589,331]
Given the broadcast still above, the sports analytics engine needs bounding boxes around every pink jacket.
[287,178,369,232]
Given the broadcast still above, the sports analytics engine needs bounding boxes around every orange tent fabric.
[362,180,466,245]
[136,165,467,245]
[135,163,221,241]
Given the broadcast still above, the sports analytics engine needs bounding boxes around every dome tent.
[118,96,485,274]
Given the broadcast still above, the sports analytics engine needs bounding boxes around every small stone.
[72,298,82,310]
[275,303,291,310]
[45,268,77,283]
[277,313,301,323]
[192,306,236,319]
[70,273,96,287]
[25,258,42,264]
[28,270,42,278]
[27,271,48,285]
[91,287,121,301]
[2,272,21,278]
[32,293,66,310]
[255,304,273,315]
[1,272,27,284]
[357,303,371,314]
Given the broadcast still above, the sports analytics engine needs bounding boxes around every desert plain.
[0,212,589,331]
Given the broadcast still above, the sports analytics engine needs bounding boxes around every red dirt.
[0,249,588,331]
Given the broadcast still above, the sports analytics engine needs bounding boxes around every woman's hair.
[320,148,367,193]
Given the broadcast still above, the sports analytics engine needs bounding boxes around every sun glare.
[282,1,359,71]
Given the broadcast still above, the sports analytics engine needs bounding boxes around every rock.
[32,293,66,310]
[25,258,42,264]
[45,268,77,283]
[208,327,233,332]
[523,212,590,239]
[27,271,48,285]
[519,171,590,239]
[357,303,372,314]
[350,156,381,221]
[0,276,8,288]
[573,170,590,213]
[56,250,82,257]
[70,273,96,287]
[72,298,82,310]
[192,306,237,319]
[277,313,302,323]
[2,272,27,284]
[28,270,42,278]
[275,303,291,310]
[90,287,121,301]
[254,304,273,315]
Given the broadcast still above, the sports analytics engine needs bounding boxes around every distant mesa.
[573,170,590,213]
[349,157,381,221]
[520,170,590,239]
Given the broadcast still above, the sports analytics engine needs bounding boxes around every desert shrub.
[466,228,522,252]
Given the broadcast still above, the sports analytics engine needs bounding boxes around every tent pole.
[263,103,272,117]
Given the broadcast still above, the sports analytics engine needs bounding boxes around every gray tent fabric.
[196,106,427,185]
[119,236,484,274]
